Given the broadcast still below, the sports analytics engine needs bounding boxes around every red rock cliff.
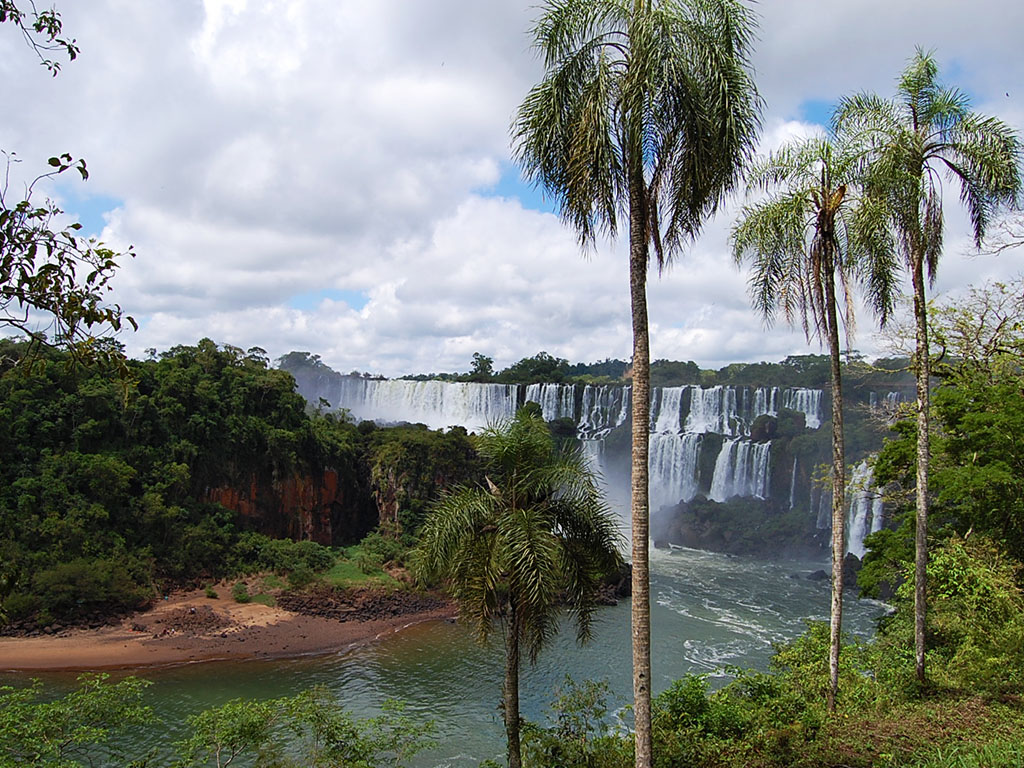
[206,468,369,545]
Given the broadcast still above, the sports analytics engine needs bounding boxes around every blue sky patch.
[288,289,369,311]
[798,98,836,128]
[54,186,123,239]
[482,164,558,214]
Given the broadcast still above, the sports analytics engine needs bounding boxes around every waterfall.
[846,461,883,558]
[708,439,771,502]
[649,433,703,511]
[753,386,781,419]
[524,383,575,422]
[320,378,519,432]
[293,373,827,517]
[788,457,798,510]
[815,487,831,529]
[579,384,629,438]
[580,439,604,474]
[685,385,740,435]
[651,387,685,434]
[783,387,822,429]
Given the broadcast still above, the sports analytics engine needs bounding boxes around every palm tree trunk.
[823,267,846,713]
[911,255,930,683]
[504,602,522,768]
[628,169,653,768]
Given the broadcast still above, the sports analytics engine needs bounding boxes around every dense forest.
[0,338,482,628]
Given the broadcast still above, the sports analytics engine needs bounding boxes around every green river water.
[2,547,887,767]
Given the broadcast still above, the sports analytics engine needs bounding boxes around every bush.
[1,592,39,622]
[523,678,631,768]
[654,674,748,739]
[231,582,251,603]
[231,533,336,576]
[287,565,315,590]
[358,530,407,567]
[879,534,1024,693]
[30,556,153,620]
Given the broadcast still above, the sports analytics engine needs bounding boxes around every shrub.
[231,582,251,603]
[880,534,1024,693]
[30,556,153,619]
[358,530,408,567]
[523,678,631,768]
[287,565,315,590]
[231,533,336,576]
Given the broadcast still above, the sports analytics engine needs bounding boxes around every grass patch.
[262,573,285,590]
[321,557,402,590]
[250,592,276,607]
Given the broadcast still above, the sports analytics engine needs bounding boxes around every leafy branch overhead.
[1,151,136,370]
[0,0,79,74]
[1,3,135,372]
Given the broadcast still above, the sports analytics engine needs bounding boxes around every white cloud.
[4,0,1022,377]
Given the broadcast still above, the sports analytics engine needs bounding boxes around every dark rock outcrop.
[206,468,373,545]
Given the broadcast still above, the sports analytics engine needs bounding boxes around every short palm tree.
[512,3,760,762]
[732,133,898,711]
[415,409,622,768]
[836,49,1022,682]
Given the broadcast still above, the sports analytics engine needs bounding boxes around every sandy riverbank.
[0,586,456,672]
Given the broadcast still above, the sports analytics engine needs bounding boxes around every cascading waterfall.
[317,378,518,433]
[788,457,798,510]
[846,460,884,558]
[753,386,781,419]
[783,388,822,429]
[649,433,703,511]
[579,384,630,438]
[815,488,832,530]
[709,439,771,502]
[651,387,685,434]
[524,383,575,422]
[294,372,828,534]
[685,385,740,435]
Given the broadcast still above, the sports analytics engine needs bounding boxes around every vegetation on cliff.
[0,338,478,628]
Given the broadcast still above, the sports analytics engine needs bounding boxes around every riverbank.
[0,585,456,671]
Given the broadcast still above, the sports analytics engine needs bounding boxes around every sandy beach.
[0,585,456,672]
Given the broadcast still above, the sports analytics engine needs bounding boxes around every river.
[7,547,886,767]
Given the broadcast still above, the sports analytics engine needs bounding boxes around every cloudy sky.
[3,0,1022,377]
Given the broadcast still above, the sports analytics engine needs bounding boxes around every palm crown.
[513,0,760,267]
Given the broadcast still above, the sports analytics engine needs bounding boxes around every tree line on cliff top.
[0,337,482,627]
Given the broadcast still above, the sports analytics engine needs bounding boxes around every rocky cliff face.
[206,468,373,545]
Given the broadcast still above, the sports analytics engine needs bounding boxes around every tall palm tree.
[731,133,898,711]
[415,409,622,768]
[836,49,1021,682]
[512,3,759,762]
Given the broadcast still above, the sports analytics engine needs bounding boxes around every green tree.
[1,5,135,371]
[871,279,1024,567]
[512,3,760,762]
[731,133,897,710]
[0,674,153,768]
[415,409,622,768]
[836,48,1022,682]
[468,352,495,381]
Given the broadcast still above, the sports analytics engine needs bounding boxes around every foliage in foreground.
[522,535,1024,768]
[0,676,434,768]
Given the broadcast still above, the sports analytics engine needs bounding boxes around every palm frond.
[415,409,620,662]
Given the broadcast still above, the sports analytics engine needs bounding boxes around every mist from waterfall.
[298,376,827,522]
